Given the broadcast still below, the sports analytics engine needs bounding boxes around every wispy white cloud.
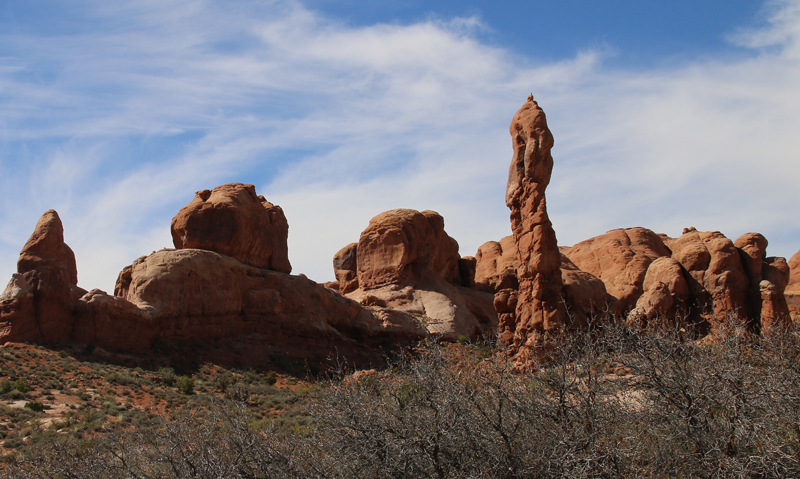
[1,0,799,293]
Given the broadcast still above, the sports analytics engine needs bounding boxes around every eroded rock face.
[627,257,690,328]
[563,227,671,315]
[474,236,518,293]
[105,248,429,364]
[735,233,769,319]
[356,209,460,290]
[0,210,85,342]
[335,208,496,341]
[500,96,566,359]
[734,233,792,330]
[0,206,428,369]
[759,256,791,331]
[171,183,291,273]
[785,249,800,320]
[560,254,609,327]
[333,243,359,295]
[671,228,751,330]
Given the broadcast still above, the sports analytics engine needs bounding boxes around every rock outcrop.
[474,236,518,293]
[171,183,291,273]
[734,233,791,331]
[333,243,359,295]
[0,188,435,369]
[2,99,797,372]
[499,95,566,360]
[333,208,496,341]
[355,209,460,290]
[785,249,800,321]
[671,229,752,330]
[760,256,791,332]
[627,257,690,328]
[563,227,671,315]
[0,210,86,343]
[559,253,610,326]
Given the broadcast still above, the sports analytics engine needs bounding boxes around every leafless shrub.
[9,319,800,478]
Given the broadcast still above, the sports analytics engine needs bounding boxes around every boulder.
[170,183,291,273]
[627,257,690,328]
[563,227,671,315]
[499,95,566,362]
[356,209,460,289]
[474,236,518,292]
[333,243,359,295]
[671,228,751,330]
[560,254,609,327]
[335,208,496,341]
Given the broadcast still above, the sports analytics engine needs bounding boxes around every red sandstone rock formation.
[670,228,751,331]
[333,208,496,341]
[559,253,609,326]
[171,183,291,273]
[475,236,608,328]
[499,95,566,359]
[785,249,800,320]
[627,257,690,328]
[333,243,359,295]
[355,209,460,290]
[735,233,791,331]
[563,227,671,315]
[761,256,791,332]
[0,210,86,343]
[735,233,769,318]
[474,236,518,293]
[113,248,426,348]
[1,199,433,368]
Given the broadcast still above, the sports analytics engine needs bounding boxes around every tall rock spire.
[497,96,566,362]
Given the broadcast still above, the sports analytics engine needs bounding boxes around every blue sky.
[1,0,799,291]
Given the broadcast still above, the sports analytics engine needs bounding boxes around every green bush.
[0,380,13,394]
[157,367,176,386]
[14,378,31,393]
[265,370,277,385]
[3,437,23,449]
[176,376,194,395]
[24,401,45,413]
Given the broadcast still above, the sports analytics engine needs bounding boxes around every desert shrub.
[265,370,278,385]
[3,437,23,449]
[225,382,249,402]
[176,376,194,395]
[157,367,176,386]
[1,380,13,394]
[14,378,31,393]
[215,374,232,392]
[9,320,800,478]
[24,401,45,412]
